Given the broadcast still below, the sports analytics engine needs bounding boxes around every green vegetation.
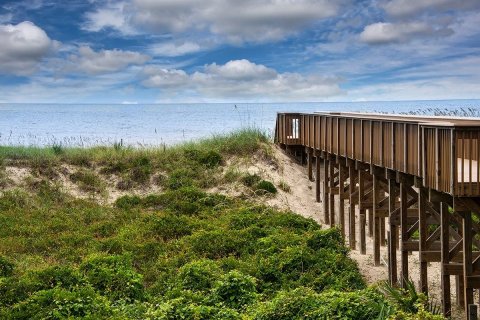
[0,129,444,319]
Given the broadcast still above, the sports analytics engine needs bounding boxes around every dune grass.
[0,129,444,319]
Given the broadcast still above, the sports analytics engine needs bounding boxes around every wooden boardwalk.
[275,111,480,318]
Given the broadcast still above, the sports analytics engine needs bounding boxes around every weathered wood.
[388,178,398,285]
[275,112,480,311]
[373,174,381,266]
[339,161,346,237]
[418,187,428,294]
[307,148,313,181]
[316,156,321,202]
[349,165,356,249]
[464,211,474,313]
[400,182,409,288]
[329,160,336,227]
[441,202,451,317]
[359,170,366,255]
[323,157,330,224]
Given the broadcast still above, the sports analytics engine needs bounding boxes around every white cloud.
[68,46,150,75]
[83,2,137,35]
[142,66,189,87]
[142,59,342,101]
[360,21,453,44]
[204,60,277,81]
[0,21,55,75]
[382,0,480,18]
[85,0,340,43]
[150,41,205,57]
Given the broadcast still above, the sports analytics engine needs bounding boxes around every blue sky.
[0,0,479,103]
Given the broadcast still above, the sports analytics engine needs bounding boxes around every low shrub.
[33,265,85,290]
[6,286,110,319]
[70,170,105,194]
[241,173,261,187]
[212,270,258,309]
[115,195,142,209]
[255,180,277,194]
[0,256,14,277]
[80,254,144,302]
[166,168,196,190]
[147,213,193,241]
[252,287,388,320]
[177,259,221,291]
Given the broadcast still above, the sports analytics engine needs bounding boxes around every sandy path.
[249,146,465,319]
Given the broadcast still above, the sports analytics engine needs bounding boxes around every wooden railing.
[276,111,480,197]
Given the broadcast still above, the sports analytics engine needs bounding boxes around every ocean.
[1,100,479,147]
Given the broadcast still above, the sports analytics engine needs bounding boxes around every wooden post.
[373,174,381,266]
[323,157,330,225]
[329,159,335,227]
[316,154,321,202]
[339,161,345,237]
[400,182,409,288]
[418,188,428,294]
[349,165,356,249]
[368,209,374,238]
[359,170,366,255]
[469,304,478,320]
[463,210,474,313]
[440,202,451,317]
[308,148,313,181]
[380,216,386,247]
[388,178,398,285]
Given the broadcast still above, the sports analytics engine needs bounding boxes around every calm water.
[1,100,479,147]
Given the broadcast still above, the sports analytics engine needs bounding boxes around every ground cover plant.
[0,129,444,319]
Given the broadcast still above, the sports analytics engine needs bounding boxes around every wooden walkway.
[275,111,480,318]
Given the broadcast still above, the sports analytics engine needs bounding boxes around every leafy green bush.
[147,213,193,241]
[0,256,14,277]
[166,168,196,190]
[177,259,221,291]
[115,195,142,209]
[212,270,258,309]
[184,149,223,168]
[241,173,261,187]
[70,170,105,194]
[80,254,144,301]
[7,286,110,320]
[255,180,277,194]
[252,287,387,320]
[33,266,85,290]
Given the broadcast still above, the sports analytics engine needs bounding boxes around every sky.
[0,0,479,104]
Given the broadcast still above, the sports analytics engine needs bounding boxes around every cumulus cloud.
[149,41,205,57]
[142,59,342,101]
[83,2,137,35]
[0,21,55,75]
[382,0,480,18]
[85,0,340,43]
[68,46,150,75]
[360,21,453,44]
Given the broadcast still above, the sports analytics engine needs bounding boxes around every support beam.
[329,159,336,227]
[349,164,356,250]
[307,148,313,181]
[400,182,409,288]
[373,174,381,266]
[323,157,330,225]
[440,202,451,317]
[464,211,474,313]
[315,155,321,203]
[339,161,346,237]
[418,188,428,294]
[359,170,366,255]
[388,178,398,285]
